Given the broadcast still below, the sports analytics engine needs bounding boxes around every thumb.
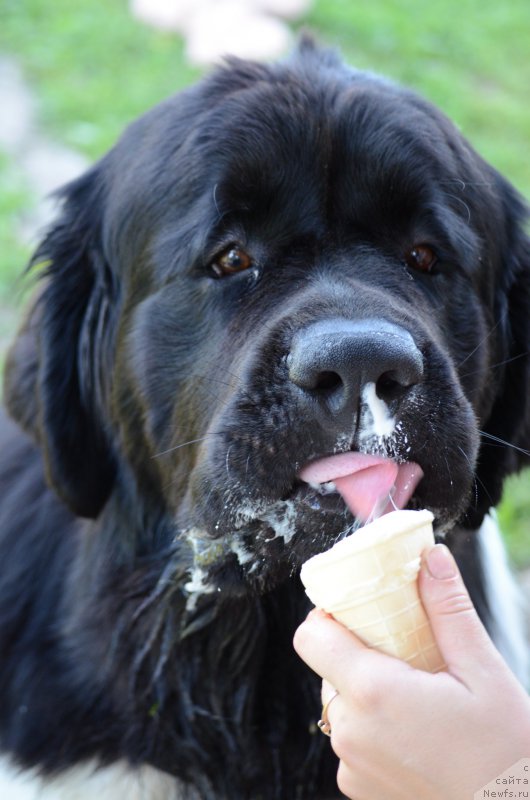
[419,543,503,684]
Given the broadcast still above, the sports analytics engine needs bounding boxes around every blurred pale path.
[130,0,313,64]
[0,58,88,246]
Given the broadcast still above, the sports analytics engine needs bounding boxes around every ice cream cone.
[300,509,445,673]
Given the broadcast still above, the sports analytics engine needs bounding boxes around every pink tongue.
[299,452,423,522]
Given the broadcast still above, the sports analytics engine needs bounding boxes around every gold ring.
[317,689,339,736]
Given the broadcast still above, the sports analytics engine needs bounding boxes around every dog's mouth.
[297,451,424,522]
[182,451,425,602]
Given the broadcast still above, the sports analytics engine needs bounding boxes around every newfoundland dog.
[0,40,529,799]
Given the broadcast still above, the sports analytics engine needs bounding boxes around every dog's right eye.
[211,246,253,278]
[405,244,437,274]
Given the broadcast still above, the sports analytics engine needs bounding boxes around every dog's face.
[5,44,530,595]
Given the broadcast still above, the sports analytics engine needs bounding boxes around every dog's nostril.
[376,371,409,403]
[314,371,343,393]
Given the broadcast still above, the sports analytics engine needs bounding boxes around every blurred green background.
[1,0,530,566]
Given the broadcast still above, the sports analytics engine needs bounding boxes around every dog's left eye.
[211,246,253,277]
[405,244,437,274]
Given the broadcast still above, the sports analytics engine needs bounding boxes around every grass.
[1,0,530,565]
[498,474,530,568]
[0,151,32,353]
[1,0,201,159]
[0,152,31,292]
[304,0,530,199]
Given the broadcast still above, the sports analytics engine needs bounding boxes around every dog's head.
[5,42,530,595]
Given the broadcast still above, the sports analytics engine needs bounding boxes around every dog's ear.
[468,176,530,527]
[4,166,117,518]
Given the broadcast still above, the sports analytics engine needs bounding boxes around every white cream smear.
[361,382,396,439]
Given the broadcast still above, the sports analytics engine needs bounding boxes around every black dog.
[1,41,529,799]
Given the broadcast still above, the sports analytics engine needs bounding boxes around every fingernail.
[425,544,457,579]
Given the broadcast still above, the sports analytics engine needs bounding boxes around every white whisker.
[152,434,219,459]
[460,350,530,380]
[457,317,503,369]
[479,431,530,459]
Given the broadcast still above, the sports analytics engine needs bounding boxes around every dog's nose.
[287,319,423,427]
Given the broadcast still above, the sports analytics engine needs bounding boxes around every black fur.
[1,41,529,798]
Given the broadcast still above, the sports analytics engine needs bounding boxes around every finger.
[419,544,505,684]
[321,677,336,704]
[293,608,404,696]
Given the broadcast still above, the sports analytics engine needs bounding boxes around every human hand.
[294,543,530,800]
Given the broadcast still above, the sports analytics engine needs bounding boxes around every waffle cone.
[300,509,445,673]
